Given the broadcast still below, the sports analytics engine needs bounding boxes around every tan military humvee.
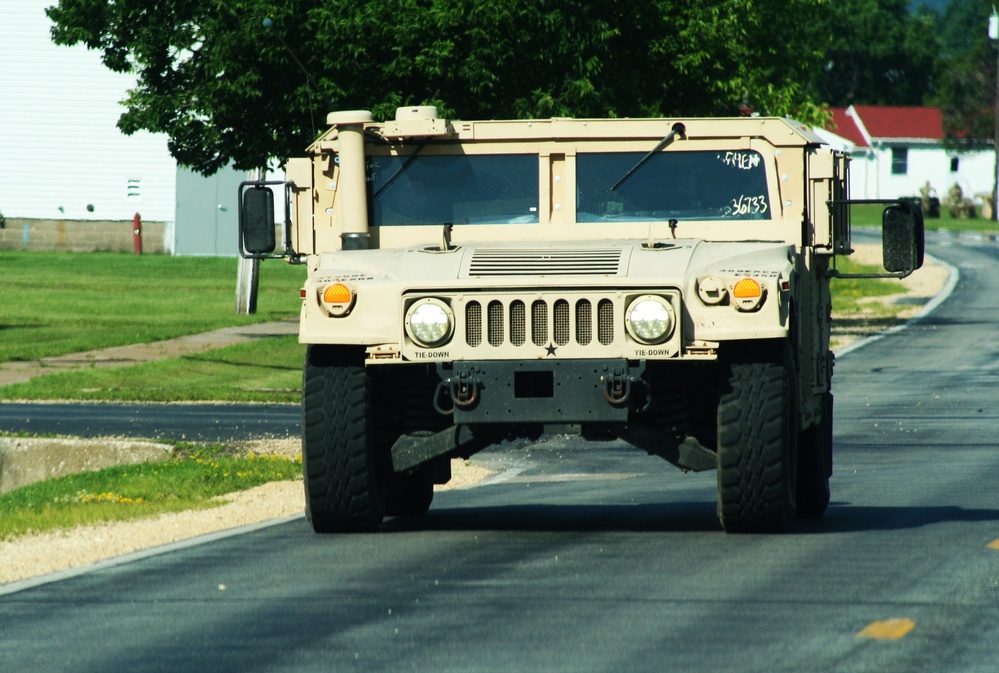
[239,107,923,534]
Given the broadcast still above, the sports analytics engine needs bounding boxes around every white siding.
[848,144,994,203]
[0,0,176,221]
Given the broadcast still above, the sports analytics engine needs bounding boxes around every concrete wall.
[0,218,168,254]
[0,437,172,495]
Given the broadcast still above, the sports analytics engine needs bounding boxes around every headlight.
[405,298,454,348]
[625,295,674,344]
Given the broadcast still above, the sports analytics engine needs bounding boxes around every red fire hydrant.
[133,213,143,255]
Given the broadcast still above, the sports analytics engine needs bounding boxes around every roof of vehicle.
[311,113,829,151]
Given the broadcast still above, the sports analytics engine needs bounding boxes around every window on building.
[126,178,142,201]
[950,157,959,172]
[891,147,908,175]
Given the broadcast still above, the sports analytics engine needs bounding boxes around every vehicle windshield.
[369,154,539,225]
[577,150,771,221]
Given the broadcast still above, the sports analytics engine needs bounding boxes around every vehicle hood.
[312,239,794,288]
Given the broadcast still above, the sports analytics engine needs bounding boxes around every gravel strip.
[0,456,494,585]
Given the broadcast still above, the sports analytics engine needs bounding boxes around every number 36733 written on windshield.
[729,194,769,216]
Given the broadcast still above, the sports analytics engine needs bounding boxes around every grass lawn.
[0,445,300,541]
[850,203,998,233]
[0,336,305,403]
[829,256,907,314]
[0,251,305,362]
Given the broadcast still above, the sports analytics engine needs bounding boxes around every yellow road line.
[857,619,916,640]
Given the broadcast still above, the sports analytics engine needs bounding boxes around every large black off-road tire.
[716,343,797,533]
[796,391,832,518]
[302,345,385,533]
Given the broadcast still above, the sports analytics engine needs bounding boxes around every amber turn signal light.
[322,283,353,304]
[732,278,761,299]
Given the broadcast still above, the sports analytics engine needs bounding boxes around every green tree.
[931,0,996,148]
[47,0,830,175]
[810,0,940,107]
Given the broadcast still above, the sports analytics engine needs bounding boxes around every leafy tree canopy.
[48,0,831,174]
[809,0,940,107]
[930,0,996,147]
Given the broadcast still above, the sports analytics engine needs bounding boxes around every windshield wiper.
[372,139,429,198]
[610,122,687,191]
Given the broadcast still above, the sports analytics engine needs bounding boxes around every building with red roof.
[822,105,993,213]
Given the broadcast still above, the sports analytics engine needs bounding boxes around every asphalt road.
[0,402,300,442]
[2,230,998,672]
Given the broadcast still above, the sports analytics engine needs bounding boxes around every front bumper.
[436,359,646,425]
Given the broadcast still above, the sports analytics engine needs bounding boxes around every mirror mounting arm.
[826,267,914,280]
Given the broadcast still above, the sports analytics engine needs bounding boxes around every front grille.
[598,299,614,345]
[510,301,526,346]
[466,303,482,346]
[487,301,504,347]
[576,300,592,345]
[465,296,615,349]
[532,301,547,346]
[554,300,570,346]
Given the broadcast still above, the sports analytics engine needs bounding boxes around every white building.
[827,105,994,211]
[0,0,250,254]
[0,1,176,224]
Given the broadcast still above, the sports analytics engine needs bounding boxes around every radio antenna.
[262,17,317,139]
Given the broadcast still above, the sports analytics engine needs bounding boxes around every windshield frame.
[577,148,773,224]
[355,135,794,249]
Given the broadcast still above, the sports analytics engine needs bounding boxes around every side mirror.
[882,201,924,274]
[239,186,276,255]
